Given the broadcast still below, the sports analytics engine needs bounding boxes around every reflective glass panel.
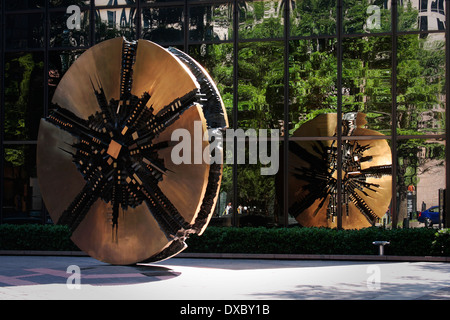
[3,144,44,223]
[5,14,44,49]
[398,0,446,32]
[397,138,445,225]
[141,7,184,45]
[211,163,234,226]
[96,7,137,42]
[236,142,282,227]
[342,36,392,135]
[238,0,284,39]
[238,41,284,131]
[289,38,337,136]
[290,0,337,37]
[5,0,44,10]
[397,34,445,135]
[343,0,391,34]
[50,9,90,48]
[189,3,233,42]
[4,52,44,141]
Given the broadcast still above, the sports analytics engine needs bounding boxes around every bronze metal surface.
[287,113,392,229]
[37,38,227,265]
[51,37,123,119]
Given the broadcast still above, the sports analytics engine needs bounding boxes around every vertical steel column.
[391,0,399,228]
[90,0,96,45]
[0,3,4,224]
[283,0,290,227]
[445,0,450,227]
[232,0,239,226]
[42,0,49,224]
[44,2,49,118]
[336,0,343,230]
[184,0,188,52]
[136,0,142,42]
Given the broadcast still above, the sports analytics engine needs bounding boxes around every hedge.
[0,224,79,251]
[0,224,449,256]
[185,226,446,256]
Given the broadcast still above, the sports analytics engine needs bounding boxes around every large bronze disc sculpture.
[37,38,228,265]
[287,112,392,229]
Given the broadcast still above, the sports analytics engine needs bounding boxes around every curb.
[178,252,450,262]
[1,250,449,262]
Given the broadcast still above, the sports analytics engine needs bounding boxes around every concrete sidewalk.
[0,255,449,300]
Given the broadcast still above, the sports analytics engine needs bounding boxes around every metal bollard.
[372,241,390,256]
[403,218,409,229]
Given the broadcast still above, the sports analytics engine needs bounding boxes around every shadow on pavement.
[0,261,181,287]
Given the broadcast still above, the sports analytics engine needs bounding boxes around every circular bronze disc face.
[37,38,227,265]
[287,113,392,229]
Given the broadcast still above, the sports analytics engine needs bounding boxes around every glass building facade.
[0,0,448,229]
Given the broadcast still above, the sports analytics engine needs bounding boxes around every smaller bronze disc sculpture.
[287,112,392,229]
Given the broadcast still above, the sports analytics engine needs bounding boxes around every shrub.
[186,226,440,256]
[431,228,450,256]
[0,224,79,251]
[0,224,445,256]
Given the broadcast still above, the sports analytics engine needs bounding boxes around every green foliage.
[0,224,445,257]
[397,35,445,114]
[4,53,40,151]
[397,0,420,31]
[238,1,284,39]
[431,229,450,256]
[238,41,284,129]
[0,224,79,251]
[4,147,26,167]
[343,0,391,33]
[290,0,337,36]
[186,226,440,256]
[289,39,337,133]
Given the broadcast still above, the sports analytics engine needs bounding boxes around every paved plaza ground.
[0,255,450,301]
